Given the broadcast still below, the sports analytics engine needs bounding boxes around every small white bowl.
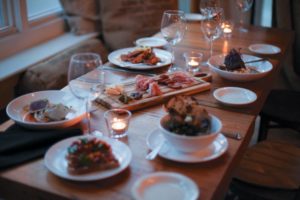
[159,114,222,153]
[135,37,168,48]
[213,87,257,107]
[208,54,273,82]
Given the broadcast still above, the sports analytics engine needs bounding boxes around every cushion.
[16,38,108,95]
[99,0,177,51]
[60,0,101,34]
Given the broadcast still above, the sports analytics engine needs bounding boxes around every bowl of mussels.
[159,96,222,153]
[208,48,273,82]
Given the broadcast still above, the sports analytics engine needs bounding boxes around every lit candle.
[112,121,127,133]
[223,27,232,33]
[188,59,199,67]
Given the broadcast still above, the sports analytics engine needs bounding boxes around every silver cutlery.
[244,58,268,64]
[146,140,165,160]
[222,132,243,140]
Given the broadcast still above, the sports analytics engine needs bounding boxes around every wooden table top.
[0,23,294,200]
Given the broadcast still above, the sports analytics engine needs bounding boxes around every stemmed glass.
[236,0,253,32]
[161,10,186,72]
[199,0,221,16]
[201,7,223,62]
[68,53,103,134]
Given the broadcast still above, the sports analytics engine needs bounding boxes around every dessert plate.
[213,87,257,107]
[132,172,199,200]
[6,90,84,129]
[135,37,168,48]
[108,47,172,70]
[146,129,228,163]
[44,135,132,181]
[249,44,281,55]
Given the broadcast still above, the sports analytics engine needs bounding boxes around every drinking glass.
[201,7,223,62]
[68,53,103,134]
[199,0,221,16]
[236,0,253,32]
[161,10,186,72]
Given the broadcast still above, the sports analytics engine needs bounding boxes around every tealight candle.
[183,52,203,74]
[104,109,131,138]
[221,21,234,38]
[188,59,199,67]
[112,121,127,133]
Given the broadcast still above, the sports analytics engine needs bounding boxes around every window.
[0,0,65,60]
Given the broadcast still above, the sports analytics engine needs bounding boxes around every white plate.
[6,90,84,129]
[208,54,273,82]
[132,172,199,200]
[146,130,228,163]
[213,87,257,107]
[108,47,172,70]
[185,13,206,21]
[135,37,168,48]
[44,135,132,181]
[249,44,281,55]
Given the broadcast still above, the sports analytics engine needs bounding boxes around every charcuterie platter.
[95,72,212,111]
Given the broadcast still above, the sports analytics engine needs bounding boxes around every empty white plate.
[213,87,257,107]
[249,44,281,55]
[131,172,199,200]
[135,37,168,48]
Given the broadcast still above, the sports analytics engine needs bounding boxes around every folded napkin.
[0,125,82,170]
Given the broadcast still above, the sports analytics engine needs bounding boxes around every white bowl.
[159,114,222,153]
[208,54,273,82]
[6,90,84,129]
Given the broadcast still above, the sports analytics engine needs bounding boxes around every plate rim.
[248,43,281,54]
[131,171,199,200]
[44,135,132,181]
[6,90,84,129]
[213,86,257,106]
[108,47,172,70]
[185,13,206,21]
[146,129,228,163]
[135,37,168,48]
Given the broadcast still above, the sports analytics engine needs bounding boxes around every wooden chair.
[230,141,300,200]
[258,90,300,141]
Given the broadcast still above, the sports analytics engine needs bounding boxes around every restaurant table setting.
[0,2,295,199]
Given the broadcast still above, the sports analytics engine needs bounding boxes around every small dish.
[249,44,281,55]
[131,172,199,200]
[135,37,168,48]
[44,135,132,181]
[213,87,257,107]
[147,130,228,163]
[185,13,206,22]
[6,90,84,129]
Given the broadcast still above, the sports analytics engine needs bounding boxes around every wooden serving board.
[95,74,211,111]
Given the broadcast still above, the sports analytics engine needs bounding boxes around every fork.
[145,140,165,160]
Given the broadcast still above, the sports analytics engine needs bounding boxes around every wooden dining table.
[0,22,294,200]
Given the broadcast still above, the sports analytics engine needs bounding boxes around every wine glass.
[199,0,221,16]
[236,0,253,32]
[161,10,186,72]
[201,7,223,62]
[68,53,103,134]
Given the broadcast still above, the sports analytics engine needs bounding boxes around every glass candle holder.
[221,20,234,38]
[104,109,132,138]
[183,52,203,74]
